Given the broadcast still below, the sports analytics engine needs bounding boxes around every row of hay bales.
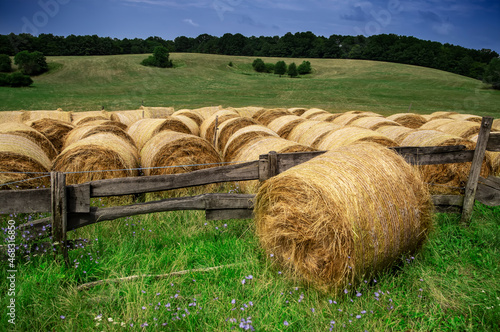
[0,107,498,194]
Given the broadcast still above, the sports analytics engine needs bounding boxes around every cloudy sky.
[1,0,499,53]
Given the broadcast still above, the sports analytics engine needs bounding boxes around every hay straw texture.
[0,111,27,123]
[172,110,204,126]
[29,118,75,154]
[0,122,58,160]
[316,127,397,150]
[233,107,265,118]
[26,110,71,123]
[255,143,433,290]
[436,121,480,139]
[287,120,323,143]
[419,119,456,130]
[309,113,343,122]
[425,111,457,120]
[493,119,500,131]
[78,120,128,131]
[192,106,223,119]
[200,110,240,143]
[140,131,222,177]
[375,126,416,144]
[140,106,175,118]
[300,108,330,119]
[63,124,136,150]
[288,108,308,116]
[448,114,482,123]
[215,117,258,153]
[0,133,52,189]
[295,122,342,148]
[53,133,139,185]
[171,115,200,137]
[127,118,192,150]
[110,110,143,127]
[231,136,315,193]
[72,111,110,125]
[267,115,306,139]
[350,116,402,130]
[386,113,427,129]
[469,134,500,176]
[332,112,382,126]
[223,125,279,162]
[252,108,292,126]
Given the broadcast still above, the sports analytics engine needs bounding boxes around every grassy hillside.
[1,53,499,117]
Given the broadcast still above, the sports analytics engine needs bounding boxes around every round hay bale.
[309,112,343,122]
[0,111,28,123]
[127,117,192,150]
[63,124,136,150]
[172,110,204,126]
[448,113,482,123]
[232,136,316,193]
[492,119,500,131]
[233,106,265,118]
[252,108,292,126]
[27,110,71,123]
[332,112,382,126]
[295,122,342,147]
[350,116,402,131]
[386,113,427,129]
[316,127,397,150]
[193,106,223,119]
[140,106,175,118]
[200,110,240,143]
[215,117,258,153]
[267,115,307,139]
[78,120,128,131]
[0,122,58,160]
[288,108,308,116]
[287,120,323,143]
[469,134,499,176]
[223,125,279,162]
[53,133,139,185]
[72,111,110,125]
[255,143,433,290]
[0,134,52,189]
[301,108,330,119]
[110,110,143,127]
[29,118,75,154]
[436,121,480,139]
[375,126,416,144]
[428,111,458,120]
[419,118,456,130]
[171,114,200,137]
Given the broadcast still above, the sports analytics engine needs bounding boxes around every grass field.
[0,53,499,117]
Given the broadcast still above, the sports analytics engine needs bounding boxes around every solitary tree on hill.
[141,46,173,68]
[274,60,287,77]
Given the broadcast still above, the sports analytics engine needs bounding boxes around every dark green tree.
[0,73,8,86]
[141,46,173,68]
[287,62,298,78]
[483,58,500,89]
[14,51,48,75]
[0,54,11,72]
[297,61,312,75]
[274,61,287,77]
[252,58,266,72]
[8,72,33,87]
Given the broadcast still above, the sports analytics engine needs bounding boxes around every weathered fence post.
[213,115,219,147]
[268,151,279,179]
[460,116,493,225]
[51,171,68,265]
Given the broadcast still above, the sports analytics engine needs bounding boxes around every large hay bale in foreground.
[386,113,427,129]
[0,134,52,189]
[29,118,75,154]
[223,125,279,162]
[255,143,433,290]
[53,133,139,185]
[200,110,240,144]
[127,118,192,150]
[171,115,200,137]
[316,127,397,150]
[0,122,58,160]
[215,117,257,153]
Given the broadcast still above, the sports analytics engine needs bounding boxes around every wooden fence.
[1,117,499,262]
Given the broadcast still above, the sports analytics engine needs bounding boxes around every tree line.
[0,32,498,81]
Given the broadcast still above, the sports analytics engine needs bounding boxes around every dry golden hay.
[29,118,75,154]
[386,113,427,129]
[140,131,222,178]
[267,115,307,139]
[26,110,72,123]
[232,136,316,193]
[0,122,58,160]
[253,108,292,126]
[448,113,482,123]
[171,115,200,137]
[192,106,224,119]
[0,134,52,189]
[78,120,128,131]
[309,112,343,122]
[375,126,416,144]
[295,122,342,147]
[301,108,330,119]
[287,120,323,143]
[71,111,110,125]
[493,119,500,131]
[200,110,240,143]
[288,108,308,116]
[350,116,402,131]
[429,111,458,119]
[419,118,456,130]
[172,110,204,126]
[215,117,258,153]
[139,106,175,118]
[232,106,266,118]
[74,116,109,126]
[53,133,139,185]
[127,118,192,150]
[255,143,433,290]
[469,134,500,176]
[0,111,28,123]
[63,124,136,150]
[436,121,480,139]
[332,112,382,126]
[316,127,397,151]
[110,110,143,127]
[223,125,279,162]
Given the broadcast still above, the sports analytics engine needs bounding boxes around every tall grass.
[1,203,499,331]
